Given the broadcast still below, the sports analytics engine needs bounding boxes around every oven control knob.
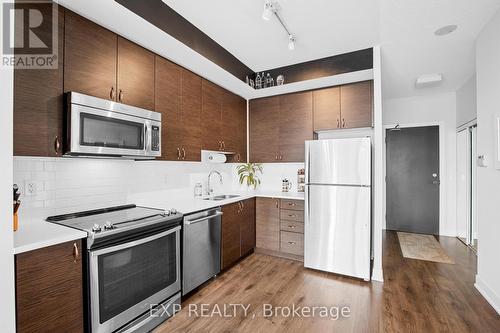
[163,210,171,216]
[104,221,114,230]
[170,208,177,215]
[92,224,102,233]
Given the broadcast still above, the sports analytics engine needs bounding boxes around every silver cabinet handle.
[54,136,61,155]
[110,87,115,100]
[288,225,296,229]
[275,200,279,208]
[185,212,223,225]
[181,148,186,160]
[176,147,181,160]
[73,243,79,263]
[118,89,123,102]
[288,203,296,206]
[288,242,296,245]
[342,118,346,128]
[288,214,296,217]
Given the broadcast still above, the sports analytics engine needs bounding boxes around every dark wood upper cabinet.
[240,198,256,256]
[249,96,280,163]
[221,202,241,270]
[155,56,182,161]
[313,86,341,131]
[117,37,155,109]
[279,91,313,162]
[180,69,202,161]
[16,240,84,333]
[64,10,117,100]
[14,4,64,157]
[155,58,201,161]
[201,80,223,151]
[340,81,373,129]
[249,93,312,163]
[222,92,247,162]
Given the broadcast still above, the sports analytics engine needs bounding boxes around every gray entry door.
[386,126,440,235]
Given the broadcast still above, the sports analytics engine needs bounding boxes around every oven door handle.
[184,212,223,225]
[90,225,181,256]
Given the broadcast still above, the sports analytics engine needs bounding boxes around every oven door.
[69,103,156,157]
[89,226,181,333]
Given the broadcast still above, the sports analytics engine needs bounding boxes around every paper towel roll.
[206,152,227,163]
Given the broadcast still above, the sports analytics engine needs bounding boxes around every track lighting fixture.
[262,0,297,51]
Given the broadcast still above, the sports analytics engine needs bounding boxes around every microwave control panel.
[151,126,160,151]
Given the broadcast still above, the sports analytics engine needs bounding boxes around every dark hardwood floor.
[155,231,500,332]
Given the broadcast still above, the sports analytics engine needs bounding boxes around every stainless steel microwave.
[65,92,161,159]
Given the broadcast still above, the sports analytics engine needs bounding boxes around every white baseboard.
[475,275,500,314]
[371,267,384,282]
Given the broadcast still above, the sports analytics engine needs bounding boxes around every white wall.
[456,75,477,127]
[383,92,457,237]
[0,2,16,329]
[474,8,500,314]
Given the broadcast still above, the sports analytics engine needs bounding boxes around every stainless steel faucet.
[207,170,223,195]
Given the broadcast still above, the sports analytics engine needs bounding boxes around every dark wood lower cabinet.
[240,198,256,255]
[221,198,256,270]
[16,240,84,333]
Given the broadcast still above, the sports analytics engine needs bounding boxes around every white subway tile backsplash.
[14,157,235,222]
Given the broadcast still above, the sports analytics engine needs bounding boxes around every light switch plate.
[24,181,37,196]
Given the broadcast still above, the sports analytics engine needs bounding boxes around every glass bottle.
[255,72,261,89]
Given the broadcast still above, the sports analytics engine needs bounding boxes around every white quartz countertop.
[132,190,305,215]
[14,220,87,255]
[13,190,304,254]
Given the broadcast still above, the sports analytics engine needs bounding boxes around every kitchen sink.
[203,194,240,201]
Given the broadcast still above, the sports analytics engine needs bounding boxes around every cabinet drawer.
[280,221,304,234]
[280,231,304,256]
[280,209,304,222]
[280,199,304,211]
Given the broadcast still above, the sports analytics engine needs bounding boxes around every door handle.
[337,118,340,128]
[176,147,181,160]
[181,148,186,160]
[110,87,115,100]
[185,212,223,225]
[73,243,79,263]
[118,89,123,102]
[342,118,346,128]
[54,136,61,155]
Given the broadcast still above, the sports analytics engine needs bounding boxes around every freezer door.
[305,138,371,186]
[304,184,371,280]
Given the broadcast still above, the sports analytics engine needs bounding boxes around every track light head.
[288,35,296,51]
[262,0,276,21]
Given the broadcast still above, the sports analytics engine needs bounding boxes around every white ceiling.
[164,0,500,99]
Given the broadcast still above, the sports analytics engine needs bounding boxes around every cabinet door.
[313,86,341,131]
[235,97,248,163]
[16,240,83,333]
[64,10,117,100]
[221,202,241,270]
[14,5,64,157]
[155,56,182,160]
[340,81,373,129]
[181,69,202,161]
[201,80,223,151]
[117,37,155,109]
[221,92,241,154]
[256,197,280,251]
[240,198,256,255]
[249,96,280,163]
[279,91,313,162]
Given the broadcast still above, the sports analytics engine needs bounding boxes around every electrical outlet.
[25,182,37,196]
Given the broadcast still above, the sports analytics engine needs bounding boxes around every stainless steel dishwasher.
[182,208,222,295]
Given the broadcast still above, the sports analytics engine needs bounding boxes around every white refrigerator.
[304,138,371,280]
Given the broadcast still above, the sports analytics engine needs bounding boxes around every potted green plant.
[237,163,263,189]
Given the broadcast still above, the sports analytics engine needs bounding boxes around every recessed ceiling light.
[434,25,458,36]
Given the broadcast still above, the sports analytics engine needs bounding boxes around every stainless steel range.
[47,204,182,333]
